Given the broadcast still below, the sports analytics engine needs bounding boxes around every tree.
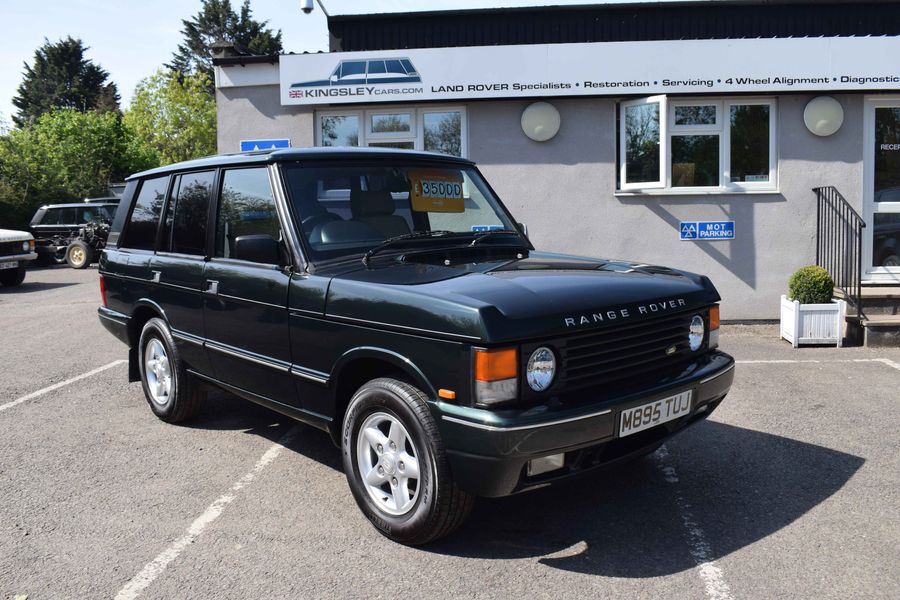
[124,69,218,165]
[169,0,282,91]
[12,37,119,127]
[0,109,157,227]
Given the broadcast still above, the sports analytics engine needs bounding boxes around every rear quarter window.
[122,175,169,250]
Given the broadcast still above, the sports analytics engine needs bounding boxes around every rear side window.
[41,207,77,225]
[123,176,169,250]
[79,206,111,223]
[215,168,281,261]
[167,171,214,256]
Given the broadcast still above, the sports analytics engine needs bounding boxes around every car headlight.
[22,241,30,252]
[526,346,556,391]
[689,315,705,351]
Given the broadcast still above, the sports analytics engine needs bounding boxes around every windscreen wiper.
[361,230,456,265]
[468,229,525,246]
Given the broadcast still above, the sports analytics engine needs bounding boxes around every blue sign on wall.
[240,139,291,152]
[680,221,735,241]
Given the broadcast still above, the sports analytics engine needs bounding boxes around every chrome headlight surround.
[526,346,556,391]
[688,315,705,351]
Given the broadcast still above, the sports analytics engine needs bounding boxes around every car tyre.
[138,317,203,423]
[66,240,93,269]
[0,264,27,286]
[52,247,68,265]
[342,378,474,545]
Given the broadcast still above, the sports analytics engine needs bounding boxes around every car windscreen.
[281,162,519,262]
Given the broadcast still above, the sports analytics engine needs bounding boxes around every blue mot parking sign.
[680,221,735,241]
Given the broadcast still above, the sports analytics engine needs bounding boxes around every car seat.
[350,189,410,239]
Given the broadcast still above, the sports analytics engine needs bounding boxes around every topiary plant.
[788,265,834,304]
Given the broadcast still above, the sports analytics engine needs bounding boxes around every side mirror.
[516,222,529,237]
[234,234,282,265]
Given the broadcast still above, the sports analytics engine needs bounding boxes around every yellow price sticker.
[409,170,465,213]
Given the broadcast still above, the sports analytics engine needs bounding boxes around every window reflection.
[321,115,360,146]
[424,111,462,156]
[730,105,770,182]
[675,105,716,126]
[672,135,719,187]
[625,103,660,184]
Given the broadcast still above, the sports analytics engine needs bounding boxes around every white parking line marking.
[114,425,300,600]
[737,358,900,370]
[655,445,734,600]
[0,359,127,413]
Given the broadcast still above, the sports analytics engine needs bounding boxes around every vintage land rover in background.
[97,148,734,544]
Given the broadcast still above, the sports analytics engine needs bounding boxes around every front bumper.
[0,252,38,263]
[437,350,734,497]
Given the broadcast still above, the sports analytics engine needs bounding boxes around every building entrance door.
[864,97,900,282]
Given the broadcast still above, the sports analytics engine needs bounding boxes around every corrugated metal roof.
[328,2,900,51]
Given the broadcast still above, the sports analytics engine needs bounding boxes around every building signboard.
[280,36,900,106]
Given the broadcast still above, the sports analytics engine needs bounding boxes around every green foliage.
[12,37,119,127]
[0,109,157,228]
[169,0,282,92]
[124,69,217,166]
[788,265,835,305]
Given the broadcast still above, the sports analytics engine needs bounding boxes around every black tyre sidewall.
[342,380,441,544]
[0,265,26,286]
[138,318,182,420]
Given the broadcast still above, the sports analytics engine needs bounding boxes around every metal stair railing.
[814,186,866,318]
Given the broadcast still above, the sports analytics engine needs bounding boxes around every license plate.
[619,390,693,438]
[0,261,18,270]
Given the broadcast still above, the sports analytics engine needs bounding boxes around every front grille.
[0,240,25,257]
[553,310,704,394]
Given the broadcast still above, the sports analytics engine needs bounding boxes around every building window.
[316,107,466,157]
[619,96,776,192]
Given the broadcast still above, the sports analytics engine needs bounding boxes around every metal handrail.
[814,186,866,318]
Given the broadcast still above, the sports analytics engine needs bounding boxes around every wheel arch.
[126,300,168,382]
[327,347,437,446]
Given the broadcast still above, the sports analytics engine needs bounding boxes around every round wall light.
[521,102,561,142]
[803,96,844,137]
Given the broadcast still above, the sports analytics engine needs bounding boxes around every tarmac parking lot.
[1,266,899,600]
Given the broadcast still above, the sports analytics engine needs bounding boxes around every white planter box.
[780,295,846,348]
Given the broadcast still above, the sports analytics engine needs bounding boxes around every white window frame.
[366,109,416,142]
[316,106,468,157]
[419,107,469,157]
[722,98,778,191]
[618,96,778,194]
[619,95,668,190]
[668,99,723,192]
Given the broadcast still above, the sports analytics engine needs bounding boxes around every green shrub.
[788,265,834,304]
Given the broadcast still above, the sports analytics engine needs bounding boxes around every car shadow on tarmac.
[0,281,78,294]
[427,420,864,577]
[181,392,344,470]
[177,396,863,576]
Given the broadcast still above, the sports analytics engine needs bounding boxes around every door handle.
[204,280,219,295]
[150,270,161,283]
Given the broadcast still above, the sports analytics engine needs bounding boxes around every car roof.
[39,202,118,209]
[128,147,475,180]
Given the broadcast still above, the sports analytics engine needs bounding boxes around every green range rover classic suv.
[98,148,735,544]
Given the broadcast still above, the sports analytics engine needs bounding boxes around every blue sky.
[0,0,689,124]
